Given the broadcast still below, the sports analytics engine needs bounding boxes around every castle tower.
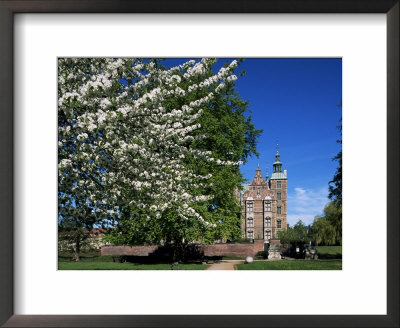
[269,145,288,239]
[241,147,288,242]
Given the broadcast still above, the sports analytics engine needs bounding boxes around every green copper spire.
[271,141,287,180]
[274,150,281,164]
[273,142,282,172]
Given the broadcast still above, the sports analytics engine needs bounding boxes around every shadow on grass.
[237,259,342,270]
[317,253,342,260]
[315,246,342,259]
[121,245,223,264]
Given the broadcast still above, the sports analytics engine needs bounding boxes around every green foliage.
[329,101,342,203]
[313,216,336,246]
[107,59,262,247]
[255,251,269,259]
[277,227,298,245]
[324,201,342,245]
[323,101,342,245]
[278,220,313,246]
[58,58,141,260]
[328,150,342,202]
[58,230,97,253]
[313,201,342,245]
[58,220,93,261]
[181,59,262,243]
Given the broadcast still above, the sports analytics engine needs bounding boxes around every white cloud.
[287,187,329,226]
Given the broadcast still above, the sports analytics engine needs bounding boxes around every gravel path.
[207,260,244,270]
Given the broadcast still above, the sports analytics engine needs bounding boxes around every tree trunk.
[73,236,80,262]
[172,239,187,263]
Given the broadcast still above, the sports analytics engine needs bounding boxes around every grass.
[58,250,101,257]
[58,256,209,270]
[236,259,342,270]
[315,246,342,259]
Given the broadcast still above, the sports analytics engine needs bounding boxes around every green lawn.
[58,256,209,270]
[58,250,101,257]
[315,246,342,259]
[236,259,342,270]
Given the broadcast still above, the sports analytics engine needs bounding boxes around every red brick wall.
[269,239,281,248]
[101,245,159,256]
[101,240,265,258]
[202,240,264,257]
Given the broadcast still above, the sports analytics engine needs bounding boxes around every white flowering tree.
[58,58,260,260]
[58,58,142,260]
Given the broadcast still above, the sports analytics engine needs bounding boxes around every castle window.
[252,186,255,190]
[277,220,282,229]
[247,202,254,212]
[247,218,254,228]
[265,230,271,240]
[247,230,254,239]
[277,181,281,189]
[262,186,265,190]
[277,192,281,200]
[257,188,260,196]
[264,202,271,212]
[265,217,271,227]
[277,206,282,214]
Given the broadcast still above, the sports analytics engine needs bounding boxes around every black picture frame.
[0,1,398,327]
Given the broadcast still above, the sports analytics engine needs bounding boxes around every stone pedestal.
[268,249,281,260]
[305,249,318,260]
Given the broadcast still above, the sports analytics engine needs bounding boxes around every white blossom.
[58,57,241,231]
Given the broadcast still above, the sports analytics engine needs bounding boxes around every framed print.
[0,1,398,327]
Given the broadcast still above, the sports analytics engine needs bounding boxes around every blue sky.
[164,58,342,226]
[235,58,342,226]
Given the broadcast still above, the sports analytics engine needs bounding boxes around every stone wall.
[101,240,265,258]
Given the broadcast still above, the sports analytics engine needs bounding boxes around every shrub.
[255,251,268,259]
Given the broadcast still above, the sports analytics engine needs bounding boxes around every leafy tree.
[326,100,342,245]
[58,58,260,260]
[311,201,342,246]
[278,220,312,247]
[183,60,262,243]
[324,201,342,245]
[58,58,140,260]
[329,100,342,203]
[313,216,336,246]
[277,227,299,246]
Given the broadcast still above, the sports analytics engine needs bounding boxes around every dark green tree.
[324,201,342,245]
[326,100,343,245]
[313,215,337,246]
[329,100,342,203]
[190,61,262,243]
[278,220,313,247]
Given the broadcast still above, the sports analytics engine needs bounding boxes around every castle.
[239,149,287,243]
